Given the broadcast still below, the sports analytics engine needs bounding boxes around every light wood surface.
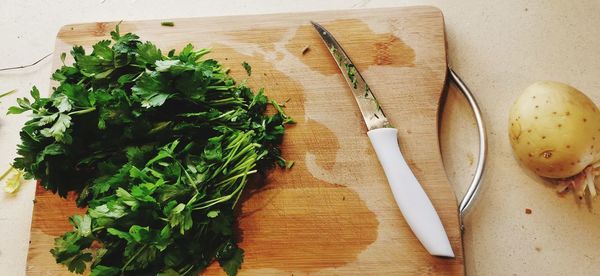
[27,6,463,275]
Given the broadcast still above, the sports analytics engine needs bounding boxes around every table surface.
[1,1,599,275]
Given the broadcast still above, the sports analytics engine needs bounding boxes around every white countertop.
[1,0,599,275]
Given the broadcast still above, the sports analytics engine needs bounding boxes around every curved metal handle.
[447,68,487,222]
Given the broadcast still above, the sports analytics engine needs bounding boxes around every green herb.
[344,63,358,89]
[326,42,390,128]
[241,61,251,76]
[10,25,291,275]
[161,22,175,27]
[3,169,23,193]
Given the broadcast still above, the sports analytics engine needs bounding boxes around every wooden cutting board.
[26,6,463,275]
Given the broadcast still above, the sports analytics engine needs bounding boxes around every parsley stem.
[229,144,258,164]
[0,89,16,99]
[196,48,211,57]
[209,97,243,106]
[232,168,255,208]
[178,264,195,275]
[225,132,246,150]
[216,134,246,175]
[213,169,257,187]
[206,85,234,90]
[193,195,231,210]
[148,121,171,134]
[211,109,236,121]
[270,99,292,122]
[68,107,96,116]
[121,244,148,274]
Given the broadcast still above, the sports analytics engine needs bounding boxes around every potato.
[509,81,600,179]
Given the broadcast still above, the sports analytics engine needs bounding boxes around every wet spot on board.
[287,19,415,75]
[374,35,405,65]
[237,174,378,272]
[224,27,289,53]
[207,44,378,271]
[305,119,339,171]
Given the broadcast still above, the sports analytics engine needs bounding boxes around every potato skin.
[509,81,600,178]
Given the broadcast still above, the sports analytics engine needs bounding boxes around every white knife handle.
[367,128,454,258]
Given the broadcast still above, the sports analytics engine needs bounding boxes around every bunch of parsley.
[9,26,292,275]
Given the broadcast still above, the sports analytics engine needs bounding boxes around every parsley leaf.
[217,242,244,276]
[67,253,93,274]
[39,113,72,142]
[241,61,252,76]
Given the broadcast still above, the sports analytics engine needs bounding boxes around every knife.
[311,21,454,258]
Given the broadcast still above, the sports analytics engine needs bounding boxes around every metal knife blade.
[310,21,390,130]
[311,21,455,258]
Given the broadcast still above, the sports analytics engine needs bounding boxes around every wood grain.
[27,6,463,275]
